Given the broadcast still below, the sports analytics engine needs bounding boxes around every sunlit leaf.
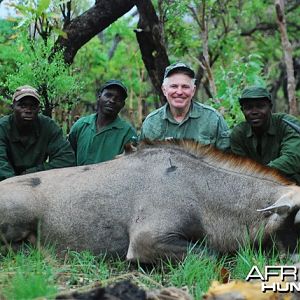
[52,27,68,39]
[37,0,51,16]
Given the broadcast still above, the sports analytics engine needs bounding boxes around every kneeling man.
[231,86,300,185]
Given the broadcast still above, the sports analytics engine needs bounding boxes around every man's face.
[162,73,196,110]
[98,87,126,118]
[240,98,272,130]
[13,97,40,125]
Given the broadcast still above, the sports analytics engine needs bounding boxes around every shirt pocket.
[196,134,212,145]
[220,130,230,138]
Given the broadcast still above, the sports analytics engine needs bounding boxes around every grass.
[0,246,58,299]
[0,241,297,300]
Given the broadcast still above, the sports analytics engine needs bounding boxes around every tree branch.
[108,34,122,60]
[134,0,169,105]
[275,0,298,115]
[240,22,278,36]
[54,0,135,64]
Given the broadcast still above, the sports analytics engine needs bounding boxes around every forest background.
[0,0,299,134]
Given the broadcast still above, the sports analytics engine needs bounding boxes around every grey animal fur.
[1,140,300,263]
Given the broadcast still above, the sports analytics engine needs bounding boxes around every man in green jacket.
[0,85,75,181]
[231,86,300,185]
[140,62,230,151]
[68,80,137,165]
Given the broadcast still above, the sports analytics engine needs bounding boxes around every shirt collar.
[162,101,200,122]
[84,113,125,132]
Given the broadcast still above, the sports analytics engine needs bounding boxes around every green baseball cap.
[99,80,128,98]
[164,62,195,79]
[13,85,40,103]
[239,86,272,102]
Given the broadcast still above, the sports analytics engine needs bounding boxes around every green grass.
[0,242,298,300]
[0,246,58,299]
[166,251,225,299]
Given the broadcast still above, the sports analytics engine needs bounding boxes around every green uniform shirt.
[140,101,230,151]
[68,113,137,165]
[230,113,300,184]
[0,114,75,181]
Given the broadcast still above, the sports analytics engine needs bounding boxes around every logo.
[245,266,300,292]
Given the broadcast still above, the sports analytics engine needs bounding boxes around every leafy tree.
[1,0,299,129]
[0,19,18,115]
[0,34,82,136]
[0,1,82,130]
[73,16,148,128]
[211,54,266,128]
[54,0,136,64]
[154,0,299,120]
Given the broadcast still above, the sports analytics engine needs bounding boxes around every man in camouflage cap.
[0,85,75,181]
[140,62,230,151]
[231,85,300,185]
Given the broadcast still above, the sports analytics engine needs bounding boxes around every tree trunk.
[40,83,52,118]
[275,0,298,115]
[200,0,217,100]
[134,0,169,106]
[54,0,135,64]
[188,1,217,101]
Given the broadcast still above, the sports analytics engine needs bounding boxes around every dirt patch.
[56,280,146,300]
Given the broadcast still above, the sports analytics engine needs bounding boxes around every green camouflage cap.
[239,86,272,102]
[13,85,40,103]
[99,79,128,98]
[164,62,195,79]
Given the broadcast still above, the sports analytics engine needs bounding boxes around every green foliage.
[63,250,110,284]
[162,0,200,58]
[11,0,67,37]
[230,228,279,279]
[0,32,82,119]
[1,246,57,299]
[1,241,297,299]
[166,250,224,298]
[0,18,16,36]
[4,271,57,299]
[0,19,18,83]
[1,0,299,126]
[157,0,299,122]
[37,0,51,16]
[0,19,18,115]
[0,1,83,122]
[209,53,266,127]
[73,16,147,124]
